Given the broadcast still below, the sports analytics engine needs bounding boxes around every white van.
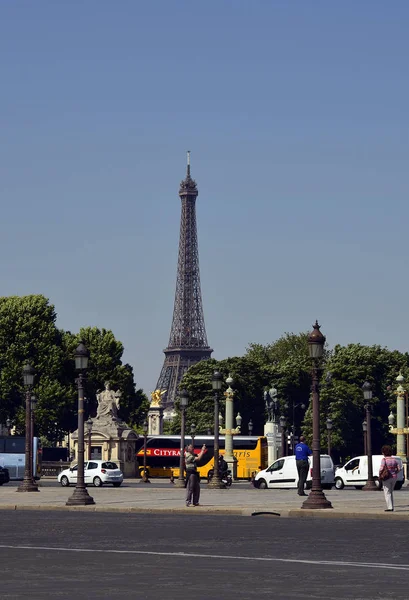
[255,454,335,490]
[334,455,404,490]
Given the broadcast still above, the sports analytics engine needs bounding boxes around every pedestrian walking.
[295,435,312,496]
[379,445,401,512]
[185,443,206,507]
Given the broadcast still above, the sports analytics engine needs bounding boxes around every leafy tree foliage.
[0,296,148,440]
[303,344,409,459]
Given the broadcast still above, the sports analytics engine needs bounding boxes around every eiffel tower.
[155,152,213,417]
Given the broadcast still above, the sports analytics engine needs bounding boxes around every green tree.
[0,295,75,438]
[246,332,314,433]
[67,327,149,429]
[303,344,409,459]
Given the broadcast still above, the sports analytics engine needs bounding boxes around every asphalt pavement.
[0,511,407,599]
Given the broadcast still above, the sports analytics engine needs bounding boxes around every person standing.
[185,443,206,507]
[295,435,312,496]
[379,445,401,512]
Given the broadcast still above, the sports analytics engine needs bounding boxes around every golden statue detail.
[150,389,166,407]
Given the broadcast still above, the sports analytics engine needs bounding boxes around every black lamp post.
[302,321,332,509]
[86,417,93,461]
[326,417,333,456]
[248,419,253,436]
[18,363,39,492]
[140,420,150,483]
[209,370,225,488]
[362,382,377,491]
[190,423,196,446]
[175,389,189,488]
[66,342,95,505]
[362,419,367,455]
[279,415,286,458]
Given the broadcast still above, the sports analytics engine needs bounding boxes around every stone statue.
[96,382,121,421]
[150,389,166,407]
[265,388,279,423]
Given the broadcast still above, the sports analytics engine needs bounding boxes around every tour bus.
[0,436,42,480]
[136,435,268,480]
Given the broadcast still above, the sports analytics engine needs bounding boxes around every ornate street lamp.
[362,419,367,455]
[66,342,94,505]
[17,363,39,492]
[279,415,286,458]
[175,390,189,488]
[236,413,242,428]
[248,419,253,435]
[362,382,377,491]
[326,417,333,456]
[302,321,332,509]
[140,420,150,483]
[86,417,93,460]
[208,370,225,488]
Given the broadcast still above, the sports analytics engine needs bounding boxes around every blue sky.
[1,1,408,394]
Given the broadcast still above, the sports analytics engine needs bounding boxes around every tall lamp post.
[279,415,286,458]
[209,370,225,489]
[302,321,332,509]
[326,417,333,456]
[140,420,150,483]
[175,390,189,488]
[18,363,39,492]
[362,382,377,491]
[86,417,93,460]
[66,342,95,506]
[362,419,367,455]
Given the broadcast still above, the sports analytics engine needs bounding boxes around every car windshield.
[102,462,118,470]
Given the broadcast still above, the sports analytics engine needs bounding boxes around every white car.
[334,455,404,490]
[255,454,335,490]
[58,460,123,487]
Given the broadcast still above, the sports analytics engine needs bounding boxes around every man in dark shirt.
[295,436,312,496]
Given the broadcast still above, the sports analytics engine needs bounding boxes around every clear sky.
[1,1,408,394]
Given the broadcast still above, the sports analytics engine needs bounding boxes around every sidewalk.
[2,481,409,519]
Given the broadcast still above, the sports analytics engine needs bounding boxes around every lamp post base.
[208,475,226,489]
[139,475,151,484]
[362,479,378,491]
[66,487,95,506]
[17,479,39,493]
[301,489,333,509]
[174,477,185,488]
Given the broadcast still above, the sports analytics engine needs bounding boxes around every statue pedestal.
[148,406,163,435]
[71,420,139,478]
[264,421,279,466]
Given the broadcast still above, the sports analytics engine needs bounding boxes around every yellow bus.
[136,435,267,480]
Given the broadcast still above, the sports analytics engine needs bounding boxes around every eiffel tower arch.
[155,152,213,417]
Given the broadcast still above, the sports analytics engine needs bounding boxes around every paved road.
[0,512,407,599]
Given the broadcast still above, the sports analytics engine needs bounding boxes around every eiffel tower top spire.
[179,150,198,195]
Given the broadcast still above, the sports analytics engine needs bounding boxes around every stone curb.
[0,504,407,519]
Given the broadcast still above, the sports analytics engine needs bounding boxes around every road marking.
[0,544,407,571]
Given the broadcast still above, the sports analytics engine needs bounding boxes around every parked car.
[58,460,123,487]
[0,466,10,485]
[334,455,404,490]
[255,454,335,490]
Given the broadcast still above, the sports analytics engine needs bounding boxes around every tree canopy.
[0,295,148,441]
